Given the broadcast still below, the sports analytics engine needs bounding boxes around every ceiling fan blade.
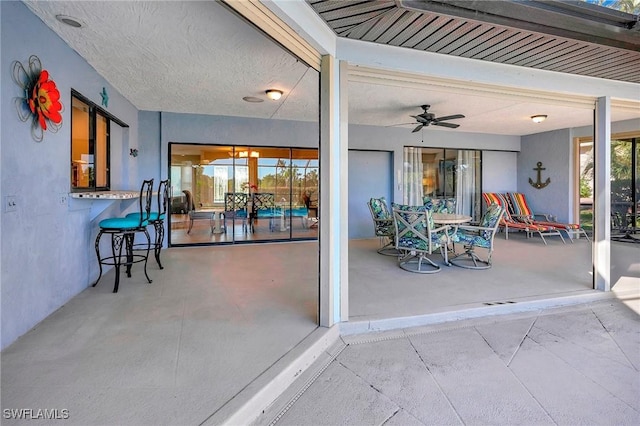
[412,124,425,133]
[411,115,428,123]
[433,122,460,128]
[435,114,465,121]
[386,122,416,127]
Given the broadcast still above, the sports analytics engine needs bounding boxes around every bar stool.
[93,179,154,293]
[126,179,169,269]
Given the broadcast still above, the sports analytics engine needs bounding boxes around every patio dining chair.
[391,203,450,273]
[507,192,590,242]
[482,193,564,245]
[450,203,504,269]
[367,197,399,256]
[224,192,249,233]
[423,196,457,214]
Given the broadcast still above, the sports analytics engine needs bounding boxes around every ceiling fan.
[410,105,465,132]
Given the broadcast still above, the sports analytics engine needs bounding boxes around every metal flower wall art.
[12,55,63,142]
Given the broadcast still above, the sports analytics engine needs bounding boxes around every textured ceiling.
[23,0,320,122]
[23,0,639,137]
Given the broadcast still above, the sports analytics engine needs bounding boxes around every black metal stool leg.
[111,233,126,293]
[154,220,164,269]
[143,229,153,283]
[125,233,134,278]
[93,230,105,287]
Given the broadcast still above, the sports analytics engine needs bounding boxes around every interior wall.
[1,1,141,350]
[348,150,393,239]
[348,124,520,227]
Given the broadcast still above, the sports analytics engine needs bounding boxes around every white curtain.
[403,147,424,206]
[456,150,476,217]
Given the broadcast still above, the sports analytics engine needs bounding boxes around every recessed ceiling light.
[56,14,83,28]
[531,114,547,123]
[243,96,264,103]
[265,89,283,101]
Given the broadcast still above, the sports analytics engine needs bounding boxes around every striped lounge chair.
[482,193,565,245]
[507,192,590,242]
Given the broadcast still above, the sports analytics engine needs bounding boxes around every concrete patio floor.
[1,236,638,425]
[255,297,640,426]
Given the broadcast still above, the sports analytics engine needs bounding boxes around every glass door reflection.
[169,144,319,246]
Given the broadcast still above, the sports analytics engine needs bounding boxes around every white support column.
[339,60,349,323]
[319,55,349,326]
[593,96,611,291]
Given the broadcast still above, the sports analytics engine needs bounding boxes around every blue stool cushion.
[126,212,163,221]
[99,216,148,230]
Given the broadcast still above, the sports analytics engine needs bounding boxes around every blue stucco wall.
[519,129,573,222]
[1,1,141,349]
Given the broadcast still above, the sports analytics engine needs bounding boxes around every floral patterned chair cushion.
[391,204,449,249]
[449,203,504,269]
[424,197,457,214]
[391,203,451,273]
[368,197,394,237]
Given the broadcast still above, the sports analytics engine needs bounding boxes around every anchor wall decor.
[529,161,551,189]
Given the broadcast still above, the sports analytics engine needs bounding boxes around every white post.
[319,55,348,327]
[593,96,611,291]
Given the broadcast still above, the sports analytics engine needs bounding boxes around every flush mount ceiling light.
[243,96,263,103]
[531,115,547,123]
[56,14,83,28]
[265,89,283,101]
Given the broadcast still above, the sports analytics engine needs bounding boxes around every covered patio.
[2,236,638,424]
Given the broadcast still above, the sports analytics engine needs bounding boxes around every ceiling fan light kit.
[410,104,465,132]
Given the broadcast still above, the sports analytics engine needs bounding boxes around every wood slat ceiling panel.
[413,19,467,51]
[309,0,368,14]
[547,48,615,72]
[386,13,439,46]
[308,0,640,83]
[344,15,385,40]
[402,15,452,48]
[359,9,409,42]
[318,0,394,22]
[476,33,540,61]
[429,22,485,53]
[446,27,507,56]
[374,11,422,44]
[482,34,547,62]
[457,30,522,58]
[535,45,604,70]
[513,42,583,67]
[501,39,568,65]
[568,52,637,76]
[327,10,388,34]
[606,65,640,81]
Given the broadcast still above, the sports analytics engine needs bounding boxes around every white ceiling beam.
[338,38,640,107]
[223,0,325,70]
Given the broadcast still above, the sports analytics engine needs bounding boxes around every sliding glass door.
[169,143,319,246]
[404,147,482,221]
[579,137,639,241]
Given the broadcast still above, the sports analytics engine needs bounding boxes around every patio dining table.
[431,213,472,226]
[432,213,473,243]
